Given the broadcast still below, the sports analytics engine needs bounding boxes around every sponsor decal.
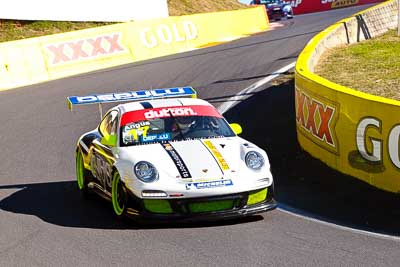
[142,133,171,142]
[68,87,196,106]
[203,140,230,171]
[350,117,400,171]
[287,0,302,7]
[144,107,197,119]
[140,21,198,49]
[321,0,359,7]
[332,0,359,8]
[124,121,150,130]
[295,87,339,154]
[185,179,233,190]
[46,33,125,65]
[162,143,192,178]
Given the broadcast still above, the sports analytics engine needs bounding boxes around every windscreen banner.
[286,0,386,14]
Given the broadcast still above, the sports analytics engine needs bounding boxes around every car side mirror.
[230,123,243,135]
[101,134,117,147]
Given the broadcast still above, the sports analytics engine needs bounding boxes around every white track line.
[278,204,400,241]
[218,61,296,114]
[218,62,400,240]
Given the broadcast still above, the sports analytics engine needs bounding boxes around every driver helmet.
[171,116,196,132]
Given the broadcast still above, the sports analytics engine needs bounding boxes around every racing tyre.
[111,171,128,219]
[76,150,89,196]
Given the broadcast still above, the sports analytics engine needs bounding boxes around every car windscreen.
[119,105,235,147]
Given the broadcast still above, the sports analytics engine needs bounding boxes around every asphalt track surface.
[1,5,399,266]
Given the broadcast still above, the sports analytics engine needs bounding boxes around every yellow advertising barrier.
[0,6,268,91]
[295,0,400,193]
[124,6,269,61]
[0,38,48,89]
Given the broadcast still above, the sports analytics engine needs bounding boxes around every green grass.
[0,0,247,43]
[0,20,111,42]
[315,30,400,101]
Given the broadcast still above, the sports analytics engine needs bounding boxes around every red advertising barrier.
[264,0,386,15]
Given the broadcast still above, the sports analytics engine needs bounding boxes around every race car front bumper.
[125,186,277,222]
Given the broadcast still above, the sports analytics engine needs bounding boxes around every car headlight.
[134,161,158,183]
[245,151,264,170]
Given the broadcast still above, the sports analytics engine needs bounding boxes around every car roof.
[116,98,215,115]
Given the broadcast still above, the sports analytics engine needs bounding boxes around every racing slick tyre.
[76,150,89,196]
[111,171,128,219]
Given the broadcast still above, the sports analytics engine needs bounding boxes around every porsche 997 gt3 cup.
[67,87,277,221]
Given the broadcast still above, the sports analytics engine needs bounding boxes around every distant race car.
[251,0,294,21]
[67,87,277,222]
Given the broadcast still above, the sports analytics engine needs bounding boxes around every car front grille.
[139,187,273,215]
[188,199,236,213]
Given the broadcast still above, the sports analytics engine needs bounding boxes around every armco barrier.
[286,0,385,15]
[295,0,400,193]
[0,6,268,91]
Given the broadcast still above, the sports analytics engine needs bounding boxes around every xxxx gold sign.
[295,87,340,154]
[331,0,359,8]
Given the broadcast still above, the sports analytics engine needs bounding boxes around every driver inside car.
[171,116,197,133]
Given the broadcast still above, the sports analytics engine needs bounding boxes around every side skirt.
[88,182,111,201]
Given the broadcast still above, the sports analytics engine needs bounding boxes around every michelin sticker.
[185,179,233,190]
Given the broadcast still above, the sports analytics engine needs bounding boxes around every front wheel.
[111,171,128,219]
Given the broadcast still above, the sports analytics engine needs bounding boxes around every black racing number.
[90,151,112,189]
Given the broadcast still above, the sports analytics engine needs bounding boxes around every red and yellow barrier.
[295,0,400,193]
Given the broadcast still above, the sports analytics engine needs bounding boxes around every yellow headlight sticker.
[203,140,230,171]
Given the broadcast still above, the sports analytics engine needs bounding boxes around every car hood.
[115,137,272,198]
[117,137,242,180]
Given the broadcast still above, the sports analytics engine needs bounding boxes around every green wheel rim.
[76,152,85,190]
[112,172,125,216]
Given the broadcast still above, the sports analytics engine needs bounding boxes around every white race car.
[68,87,277,222]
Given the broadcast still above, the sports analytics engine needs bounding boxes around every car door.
[90,110,119,191]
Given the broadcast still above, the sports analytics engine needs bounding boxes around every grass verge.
[315,30,400,101]
[0,0,247,43]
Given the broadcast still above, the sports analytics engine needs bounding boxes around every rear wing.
[67,87,197,118]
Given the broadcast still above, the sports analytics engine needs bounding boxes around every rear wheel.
[76,150,89,195]
[111,171,128,219]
